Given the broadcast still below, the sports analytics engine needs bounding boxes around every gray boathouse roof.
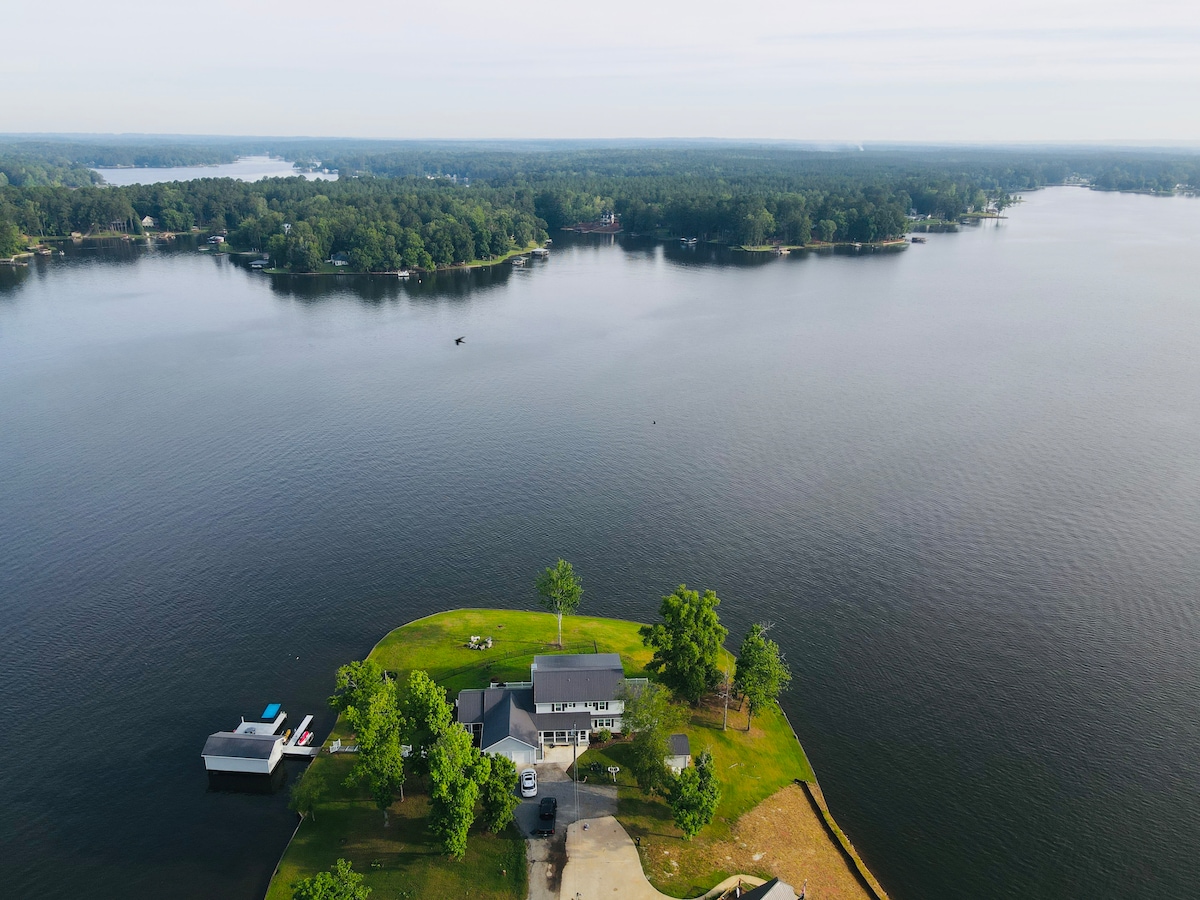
[668,733,691,757]
[201,731,281,759]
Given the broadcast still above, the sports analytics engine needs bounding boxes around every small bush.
[596,728,613,744]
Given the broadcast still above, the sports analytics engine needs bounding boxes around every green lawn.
[367,608,655,695]
[268,608,815,900]
[265,770,526,900]
[569,691,814,896]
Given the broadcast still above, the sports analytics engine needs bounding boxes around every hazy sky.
[6,0,1199,142]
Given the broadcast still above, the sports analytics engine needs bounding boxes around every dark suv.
[534,796,557,835]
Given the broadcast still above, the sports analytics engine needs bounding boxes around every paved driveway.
[515,765,617,838]
[560,817,765,900]
[520,765,617,900]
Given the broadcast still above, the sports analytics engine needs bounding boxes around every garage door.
[506,748,536,767]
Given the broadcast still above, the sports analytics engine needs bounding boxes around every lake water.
[2,187,1199,900]
[92,155,337,185]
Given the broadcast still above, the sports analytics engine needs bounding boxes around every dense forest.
[2,140,1197,269]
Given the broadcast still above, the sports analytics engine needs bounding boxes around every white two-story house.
[457,652,645,766]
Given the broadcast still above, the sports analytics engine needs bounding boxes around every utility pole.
[573,735,579,825]
[722,664,731,732]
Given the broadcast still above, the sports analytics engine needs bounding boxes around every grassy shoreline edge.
[264,608,891,900]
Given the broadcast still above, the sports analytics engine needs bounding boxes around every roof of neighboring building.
[201,731,281,759]
[532,653,625,704]
[458,688,538,750]
[668,733,691,757]
[739,878,797,900]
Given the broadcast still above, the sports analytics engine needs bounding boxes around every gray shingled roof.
[668,733,691,757]
[738,879,796,900]
[483,692,538,750]
[534,710,594,732]
[201,732,281,759]
[532,653,625,704]
[458,688,538,750]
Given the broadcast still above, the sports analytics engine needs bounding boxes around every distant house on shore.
[329,252,351,267]
[666,732,691,774]
[457,653,645,766]
[141,216,157,229]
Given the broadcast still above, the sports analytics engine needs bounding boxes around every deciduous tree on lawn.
[640,584,728,704]
[291,858,371,900]
[428,723,490,858]
[480,753,521,832]
[734,623,792,732]
[620,680,686,794]
[329,658,407,821]
[399,669,453,778]
[535,558,583,648]
[667,749,721,839]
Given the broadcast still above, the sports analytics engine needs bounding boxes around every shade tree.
[640,585,728,704]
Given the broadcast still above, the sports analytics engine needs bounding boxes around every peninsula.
[265,608,891,900]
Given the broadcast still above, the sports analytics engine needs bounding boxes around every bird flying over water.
[455,336,465,345]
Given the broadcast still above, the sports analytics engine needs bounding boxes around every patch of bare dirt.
[639,784,874,900]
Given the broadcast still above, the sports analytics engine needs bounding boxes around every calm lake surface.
[2,187,1199,900]
[92,155,336,185]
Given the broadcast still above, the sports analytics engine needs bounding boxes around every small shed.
[201,731,283,774]
[666,733,691,774]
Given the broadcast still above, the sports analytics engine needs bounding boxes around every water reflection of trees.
[264,260,517,305]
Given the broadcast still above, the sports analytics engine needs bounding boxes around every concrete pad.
[560,816,766,900]
[542,745,584,768]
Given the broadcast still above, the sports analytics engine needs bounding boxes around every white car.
[520,768,537,797]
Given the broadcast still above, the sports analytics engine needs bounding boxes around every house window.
[594,701,609,711]
[593,718,614,729]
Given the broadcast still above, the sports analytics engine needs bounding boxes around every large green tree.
[620,681,686,794]
[0,220,22,256]
[329,659,407,821]
[399,669,453,777]
[292,858,371,900]
[535,558,583,648]
[640,585,728,704]
[428,724,489,858]
[667,749,721,840]
[734,623,792,731]
[480,753,520,832]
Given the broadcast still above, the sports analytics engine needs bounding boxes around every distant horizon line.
[3,133,1200,152]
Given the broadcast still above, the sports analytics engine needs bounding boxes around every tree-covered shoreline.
[2,141,1197,269]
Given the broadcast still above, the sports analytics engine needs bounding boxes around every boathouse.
[201,731,284,774]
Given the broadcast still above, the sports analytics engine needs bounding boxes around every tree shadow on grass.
[618,793,679,840]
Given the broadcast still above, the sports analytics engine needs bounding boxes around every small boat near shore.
[910,236,927,243]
